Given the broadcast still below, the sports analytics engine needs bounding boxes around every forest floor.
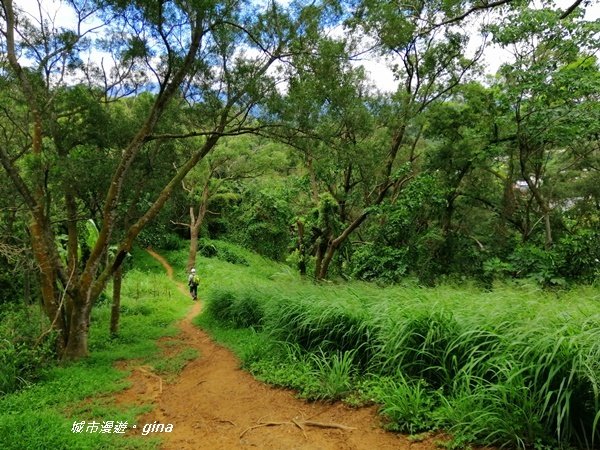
[113,249,445,450]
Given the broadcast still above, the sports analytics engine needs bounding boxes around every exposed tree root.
[240,418,356,439]
[216,419,237,426]
[136,366,164,393]
[291,417,308,439]
[302,420,356,431]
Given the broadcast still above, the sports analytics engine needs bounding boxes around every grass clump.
[198,238,249,266]
[204,288,264,329]
[363,374,441,434]
[308,349,357,401]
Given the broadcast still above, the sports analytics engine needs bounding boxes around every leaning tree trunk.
[30,217,69,355]
[317,212,369,280]
[318,240,338,280]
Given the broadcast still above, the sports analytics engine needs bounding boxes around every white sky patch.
[14,0,111,74]
[358,0,600,92]
[12,0,600,94]
[358,58,398,93]
[15,0,76,28]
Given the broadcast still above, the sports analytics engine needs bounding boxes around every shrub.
[198,240,218,258]
[204,288,264,329]
[161,233,184,250]
[0,305,56,395]
[350,244,409,283]
[555,229,600,283]
[198,239,249,265]
[506,232,600,287]
[138,223,183,250]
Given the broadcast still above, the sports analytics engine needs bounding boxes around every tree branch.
[421,0,515,35]
[560,0,585,19]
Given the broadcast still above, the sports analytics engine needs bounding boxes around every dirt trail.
[116,249,441,449]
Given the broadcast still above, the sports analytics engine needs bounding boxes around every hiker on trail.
[188,268,199,301]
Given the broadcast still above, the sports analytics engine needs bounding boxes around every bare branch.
[560,0,585,19]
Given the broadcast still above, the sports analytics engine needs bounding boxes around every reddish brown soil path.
[117,249,442,450]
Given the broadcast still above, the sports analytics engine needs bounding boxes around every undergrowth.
[172,241,600,449]
[0,247,191,450]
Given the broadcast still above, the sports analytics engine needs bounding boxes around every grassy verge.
[167,240,600,449]
[0,248,193,450]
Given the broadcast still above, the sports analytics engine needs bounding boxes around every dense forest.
[1,0,600,448]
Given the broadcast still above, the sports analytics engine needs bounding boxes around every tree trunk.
[62,299,90,360]
[187,221,199,272]
[187,182,210,271]
[296,220,307,276]
[520,164,553,247]
[518,131,554,248]
[318,241,338,280]
[442,195,455,236]
[30,219,68,354]
[110,266,123,336]
[314,239,325,280]
[317,212,369,280]
[502,149,516,223]
[543,212,553,249]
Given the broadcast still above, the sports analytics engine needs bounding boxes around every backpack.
[191,274,200,286]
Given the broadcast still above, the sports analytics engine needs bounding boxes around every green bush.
[509,244,566,287]
[503,231,600,287]
[0,257,25,307]
[198,239,218,257]
[222,187,294,261]
[204,288,264,328]
[138,223,183,250]
[350,244,409,283]
[198,239,249,265]
[0,305,56,395]
[162,233,185,250]
[555,229,600,283]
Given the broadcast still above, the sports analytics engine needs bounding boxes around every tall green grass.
[180,241,600,449]
[0,248,191,450]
